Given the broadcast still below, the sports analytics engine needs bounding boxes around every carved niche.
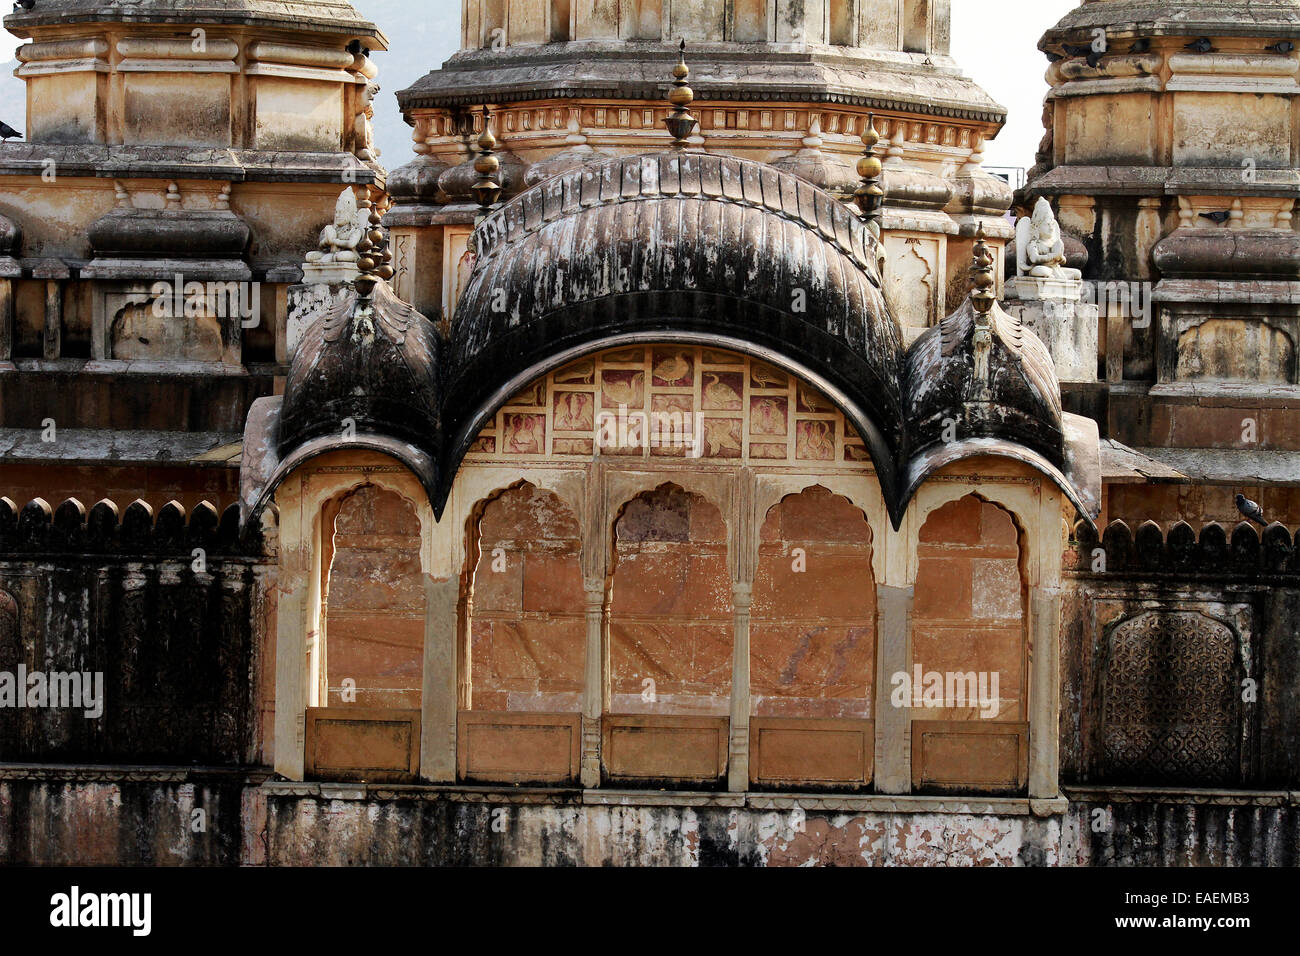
[1099,610,1242,786]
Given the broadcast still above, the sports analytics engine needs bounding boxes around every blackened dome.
[279,281,440,464]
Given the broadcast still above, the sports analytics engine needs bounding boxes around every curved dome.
[443,150,906,512]
[279,281,440,469]
[905,297,1065,470]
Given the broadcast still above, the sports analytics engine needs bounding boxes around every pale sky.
[2,0,1077,174]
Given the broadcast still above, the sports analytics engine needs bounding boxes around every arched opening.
[604,483,732,786]
[910,494,1029,793]
[304,484,425,783]
[458,482,585,784]
[749,486,876,789]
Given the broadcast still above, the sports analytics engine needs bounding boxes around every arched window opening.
[304,484,424,783]
[750,486,876,790]
[459,483,585,783]
[911,495,1028,793]
[604,484,731,785]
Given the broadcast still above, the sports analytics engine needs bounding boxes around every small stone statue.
[302,188,371,284]
[1016,197,1081,280]
[307,189,366,265]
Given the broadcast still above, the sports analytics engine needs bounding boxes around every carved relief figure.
[305,188,367,267]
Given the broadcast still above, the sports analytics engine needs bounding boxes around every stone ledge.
[1064,785,1295,808]
[259,780,1066,815]
[0,763,271,783]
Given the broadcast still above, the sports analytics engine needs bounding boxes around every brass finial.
[353,189,393,298]
[970,222,996,315]
[853,114,885,233]
[472,106,502,211]
[663,40,698,150]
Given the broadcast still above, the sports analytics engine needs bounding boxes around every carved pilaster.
[1028,586,1061,799]
[727,581,753,792]
[581,577,606,788]
[874,582,913,793]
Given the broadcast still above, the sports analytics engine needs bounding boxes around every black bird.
[345,39,370,58]
[1185,37,1214,53]
[0,121,20,141]
[1236,494,1267,528]
[1062,43,1105,68]
[1266,40,1295,54]
[11,0,34,10]
[1199,210,1231,224]
[1130,38,1150,54]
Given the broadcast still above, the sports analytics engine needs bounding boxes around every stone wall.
[0,495,270,765]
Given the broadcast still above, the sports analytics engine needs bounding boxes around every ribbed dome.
[279,281,440,463]
[443,150,907,511]
[905,298,1065,471]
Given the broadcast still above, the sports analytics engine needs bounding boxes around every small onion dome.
[278,280,440,463]
[905,296,1065,470]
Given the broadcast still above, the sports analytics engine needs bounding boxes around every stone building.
[0,0,1298,867]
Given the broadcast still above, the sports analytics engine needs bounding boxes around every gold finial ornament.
[970,222,997,315]
[663,40,698,150]
[353,190,395,298]
[853,114,885,232]
[472,106,503,211]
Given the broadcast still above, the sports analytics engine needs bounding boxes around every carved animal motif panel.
[465,345,869,466]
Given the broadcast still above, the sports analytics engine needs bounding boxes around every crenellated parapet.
[1068,516,1300,576]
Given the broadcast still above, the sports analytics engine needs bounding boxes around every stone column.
[43,279,61,359]
[419,576,460,782]
[0,279,12,361]
[727,581,753,792]
[1028,586,1061,798]
[580,577,605,788]
[874,582,912,793]
[273,486,309,780]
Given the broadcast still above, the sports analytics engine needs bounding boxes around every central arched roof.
[442,150,907,513]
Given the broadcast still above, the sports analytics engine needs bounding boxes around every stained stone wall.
[1061,517,1300,791]
[0,496,270,765]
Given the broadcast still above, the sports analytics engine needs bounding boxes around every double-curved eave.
[900,411,1103,532]
[440,152,906,518]
[240,397,438,532]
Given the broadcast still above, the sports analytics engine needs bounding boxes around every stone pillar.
[43,279,61,359]
[273,485,309,780]
[0,278,12,361]
[419,576,460,782]
[580,578,605,788]
[874,582,912,793]
[1028,586,1061,798]
[727,581,753,792]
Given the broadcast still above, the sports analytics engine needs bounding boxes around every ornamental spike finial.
[663,40,698,150]
[853,113,885,234]
[970,221,997,316]
[472,106,502,212]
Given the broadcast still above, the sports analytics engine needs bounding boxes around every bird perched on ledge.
[0,121,21,141]
[1199,210,1231,225]
[1185,37,1214,53]
[11,0,35,10]
[1236,493,1267,528]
